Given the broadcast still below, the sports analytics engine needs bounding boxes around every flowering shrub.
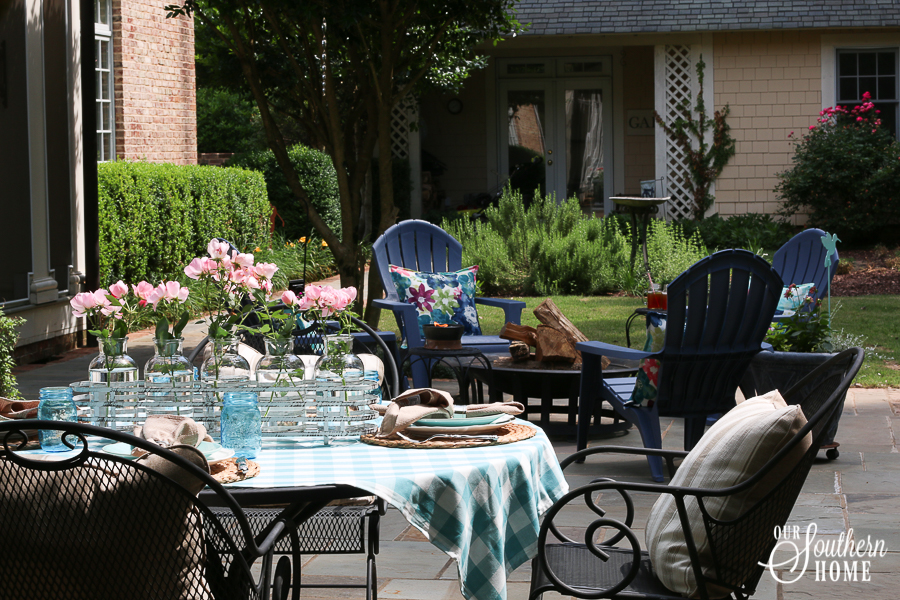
[765,284,834,353]
[777,92,900,241]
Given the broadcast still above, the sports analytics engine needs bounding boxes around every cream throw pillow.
[645,390,811,598]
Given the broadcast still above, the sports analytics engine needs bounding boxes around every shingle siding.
[514,1,900,35]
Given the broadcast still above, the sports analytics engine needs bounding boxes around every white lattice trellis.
[390,96,417,159]
[662,45,694,221]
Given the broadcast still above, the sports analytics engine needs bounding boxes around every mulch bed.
[832,249,900,296]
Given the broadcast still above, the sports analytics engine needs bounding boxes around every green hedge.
[229,145,342,242]
[98,161,270,285]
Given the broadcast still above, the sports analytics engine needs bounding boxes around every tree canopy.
[167,0,523,319]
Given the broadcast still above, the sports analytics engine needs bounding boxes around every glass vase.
[314,334,364,444]
[200,336,251,384]
[37,387,78,452]
[220,392,261,459]
[256,338,305,385]
[144,337,195,417]
[88,336,138,383]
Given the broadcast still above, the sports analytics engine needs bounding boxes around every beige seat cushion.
[645,390,811,598]
[0,445,213,599]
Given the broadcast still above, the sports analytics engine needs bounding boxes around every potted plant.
[740,284,845,457]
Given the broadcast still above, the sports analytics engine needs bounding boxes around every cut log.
[534,325,577,363]
[500,322,538,346]
[508,341,531,362]
[533,298,589,343]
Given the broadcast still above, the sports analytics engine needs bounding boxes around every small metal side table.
[610,196,670,273]
[404,346,493,404]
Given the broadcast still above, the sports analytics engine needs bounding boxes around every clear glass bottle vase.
[144,337,195,417]
[256,338,305,385]
[88,336,138,383]
[200,336,251,384]
[314,334,364,443]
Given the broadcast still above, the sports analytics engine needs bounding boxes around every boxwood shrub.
[98,161,270,285]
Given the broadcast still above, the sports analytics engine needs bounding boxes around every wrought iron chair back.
[0,420,294,600]
[530,347,864,600]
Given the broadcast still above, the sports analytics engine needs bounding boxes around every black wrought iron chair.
[529,347,863,600]
[0,420,310,600]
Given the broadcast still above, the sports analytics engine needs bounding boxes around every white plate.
[406,415,514,435]
[100,441,234,464]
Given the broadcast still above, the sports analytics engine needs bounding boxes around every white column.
[25,0,58,303]
[67,0,85,295]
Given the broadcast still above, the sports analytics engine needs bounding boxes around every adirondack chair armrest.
[371,299,423,346]
[560,445,687,476]
[474,297,526,325]
[760,342,773,352]
[576,340,651,361]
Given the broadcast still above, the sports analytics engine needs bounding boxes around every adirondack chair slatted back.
[656,249,783,417]
[700,348,862,595]
[374,220,463,301]
[771,228,838,303]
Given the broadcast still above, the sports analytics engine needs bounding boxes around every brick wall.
[198,152,235,167]
[713,31,821,220]
[113,0,196,164]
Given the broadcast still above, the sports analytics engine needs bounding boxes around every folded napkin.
[132,415,213,457]
[463,401,525,417]
[0,397,40,420]
[373,388,454,437]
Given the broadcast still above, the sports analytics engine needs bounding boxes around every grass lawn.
[377,295,900,388]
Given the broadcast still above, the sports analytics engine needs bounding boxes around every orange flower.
[321,240,328,248]
[299,237,307,243]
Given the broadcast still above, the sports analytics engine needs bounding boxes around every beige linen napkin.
[132,415,213,457]
[0,397,39,420]
[464,402,525,417]
[373,388,454,437]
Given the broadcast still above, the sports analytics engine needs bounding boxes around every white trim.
[68,0,85,296]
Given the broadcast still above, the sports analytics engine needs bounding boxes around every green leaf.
[173,311,190,338]
[155,317,171,342]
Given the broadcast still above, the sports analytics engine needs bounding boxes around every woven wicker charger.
[360,422,535,449]
[210,457,260,483]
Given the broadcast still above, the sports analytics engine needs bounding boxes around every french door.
[499,77,613,209]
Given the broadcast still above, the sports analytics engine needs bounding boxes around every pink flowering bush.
[777,91,900,241]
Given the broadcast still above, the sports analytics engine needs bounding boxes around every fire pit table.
[467,354,637,438]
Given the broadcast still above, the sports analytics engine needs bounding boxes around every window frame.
[95,0,115,162]
[834,47,898,137]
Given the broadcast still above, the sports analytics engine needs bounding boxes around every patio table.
[221,424,568,600]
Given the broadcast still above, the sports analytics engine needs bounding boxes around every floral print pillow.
[630,312,667,407]
[388,265,482,337]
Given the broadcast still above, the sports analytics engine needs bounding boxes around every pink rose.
[93,289,111,308]
[281,290,297,306]
[132,280,154,299]
[165,281,183,300]
[254,262,279,280]
[148,284,167,310]
[109,280,129,299]
[245,274,261,290]
[70,292,97,317]
[184,257,206,280]
[303,285,322,303]
[234,253,254,268]
[207,239,230,260]
[298,294,316,311]
[177,286,189,302]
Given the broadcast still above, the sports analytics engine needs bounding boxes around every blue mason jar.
[221,392,261,459]
[37,387,77,452]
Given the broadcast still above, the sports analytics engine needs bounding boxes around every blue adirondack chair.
[372,220,526,388]
[771,228,839,320]
[576,249,784,482]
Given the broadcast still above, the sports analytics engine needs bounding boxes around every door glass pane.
[564,89,604,206]
[506,90,546,202]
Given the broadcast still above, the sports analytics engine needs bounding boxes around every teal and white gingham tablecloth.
[228,423,568,600]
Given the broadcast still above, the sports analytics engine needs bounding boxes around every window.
[95,0,114,161]
[837,49,898,137]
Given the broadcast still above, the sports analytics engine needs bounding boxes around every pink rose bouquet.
[132,279,191,344]
[282,284,359,335]
[69,280,144,352]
